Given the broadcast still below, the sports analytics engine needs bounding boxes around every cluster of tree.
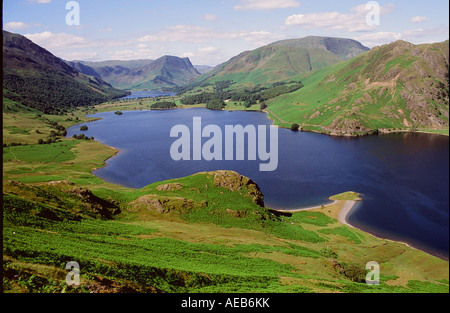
[37,138,59,145]
[150,101,177,109]
[3,72,128,114]
[114,111,123,115]
[214,80,234,91]
[48,121,67,136]
[80,125,88,131]
[258,82,304,101]
[290,123,300,131]
[206,99,226,110]
[3,142,25,147]
[72,134,94,141]
[180,81,303,106]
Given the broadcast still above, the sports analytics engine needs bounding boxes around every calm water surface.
[120,90,176,99]
[68,108,449,259]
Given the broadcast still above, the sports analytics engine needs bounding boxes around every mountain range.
[2,30,128,114]
[3,30,448,135]
[68,56,201,90]
[197,36,370,86]
[265,39,449,134]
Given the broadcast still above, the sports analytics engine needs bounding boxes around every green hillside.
[266,40,449,135]
[3,141,449,292]
[2,31,129,114]
[197,36,369,87]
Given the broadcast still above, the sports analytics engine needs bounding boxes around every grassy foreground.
[3,133,449,293]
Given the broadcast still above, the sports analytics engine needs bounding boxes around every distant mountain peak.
[197,36,370,86]
[66,55,200,90]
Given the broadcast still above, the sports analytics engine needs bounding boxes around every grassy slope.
[3,105,449,293]
[266,41,449,136]
[198,46,341,87]
[3,97,102,146]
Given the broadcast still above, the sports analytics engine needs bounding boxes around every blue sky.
[3,0,449,65]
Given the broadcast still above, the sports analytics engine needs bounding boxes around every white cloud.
[240,31,284,46]
[107,46,164,61]
[5,21,29,30]
[203,14,219,21]
[25,31,87,48]
[99,27,113,32]
[354,32,402,47]
[24,31,132,49]
[410,16,429,23]
[285,3,394,32]
[234,0,300,11]
[355,27,449,47]
[28,0,51,3]
[182,46,223,65]
[137,25,283,46]
[197,47,219,53]
[138,25,212,43]
[62,51,99,61]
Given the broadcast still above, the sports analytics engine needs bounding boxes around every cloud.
[197,46,219,53]
[62,51,99,61]
[355,27,449,47]
[4,21,29,30]
[24,31,132,49]
[107,46,165,61]
[203,14,219,21]
[410,16,429,23]
[137,25,283,46]
[354,32,402,47]
[285,3,394,32]
[99,27,113,32]
[28,0,51,3]
[138,25,212,43]
[240,31,284,46]
[234,0,300,11]
[182,46,223,65]
[25,31,87,48]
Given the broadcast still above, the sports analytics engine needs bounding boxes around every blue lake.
[120,90,176,99]
[67,108,449,260]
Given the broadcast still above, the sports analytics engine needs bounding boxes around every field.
[2,94,449,293]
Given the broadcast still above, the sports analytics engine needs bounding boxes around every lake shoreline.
[70,107,449,262]
[271,199,449,262]
[93,104,450,138]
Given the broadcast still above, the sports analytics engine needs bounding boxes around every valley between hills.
[2,30,449,293]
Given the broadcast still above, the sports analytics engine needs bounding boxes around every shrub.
[150,102,176,109]
[206,99,225,110]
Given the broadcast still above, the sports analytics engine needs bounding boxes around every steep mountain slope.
[266,40,449,135]
[197,36,370,86]
[2,31,128,114]
[69,56,201,90]
[268,36,370,60]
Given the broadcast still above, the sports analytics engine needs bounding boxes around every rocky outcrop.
[128,171,266,216]
[213,170,264,207]
[129,194,206,214]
